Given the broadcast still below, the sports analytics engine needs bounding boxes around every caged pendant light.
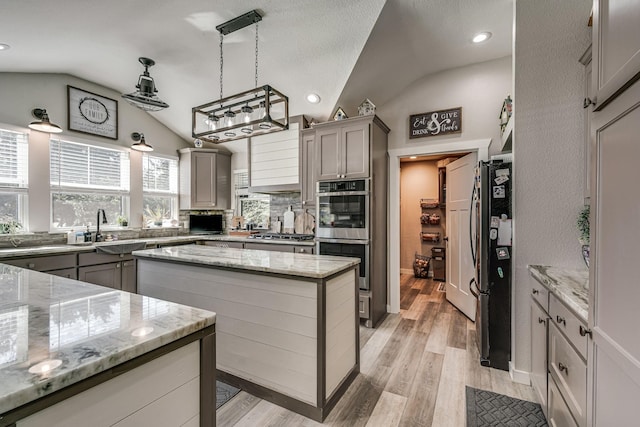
[192,10,289,144]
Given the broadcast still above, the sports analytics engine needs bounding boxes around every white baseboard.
[509,362,531,385]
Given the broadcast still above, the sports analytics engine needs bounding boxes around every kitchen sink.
[94,241,147,255]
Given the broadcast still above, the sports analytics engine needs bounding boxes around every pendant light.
[122,57,170,112]
[28,108,63,133]
[130,132,153,152]
[192,10,289,144]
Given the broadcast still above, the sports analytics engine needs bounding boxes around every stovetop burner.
[247,233,315,241]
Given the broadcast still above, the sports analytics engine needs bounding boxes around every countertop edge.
[528,264,589,323]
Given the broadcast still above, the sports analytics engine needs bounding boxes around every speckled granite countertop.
[528,265,589,322]
[0,235,315,259]
[133,245,358,279]
[0,264,215,416]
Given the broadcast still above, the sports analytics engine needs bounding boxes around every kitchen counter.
[0,234,315,259]
[528,264,589,322]
[0,264,216,426]
[133,244,355,279]
[134,244,360,422]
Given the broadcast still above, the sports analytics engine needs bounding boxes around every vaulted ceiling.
[0,0,512,144]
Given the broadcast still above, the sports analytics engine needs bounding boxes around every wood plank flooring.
[217,275,536,426]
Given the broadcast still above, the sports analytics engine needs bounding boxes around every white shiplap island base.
[133,244,361,422]
[0,264,216,427]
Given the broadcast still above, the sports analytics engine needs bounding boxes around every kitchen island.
[0,264,216,427]
[133,244,360,422]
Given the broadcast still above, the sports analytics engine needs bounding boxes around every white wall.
[0,73,193,230]
[512,0,592,376]
[379,56,513,157]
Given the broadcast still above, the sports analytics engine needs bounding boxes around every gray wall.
[379,55,512,157]
[512,0,592,374]
[0,72,192,231]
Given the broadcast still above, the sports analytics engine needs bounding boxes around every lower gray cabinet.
[78,252,136,292]
[47,268,78,280]
[78,262,122,290]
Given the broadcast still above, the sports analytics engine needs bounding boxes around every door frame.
[387,138,491,313]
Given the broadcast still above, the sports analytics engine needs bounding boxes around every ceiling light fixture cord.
[219,32,224,101]
[255,22,259,88]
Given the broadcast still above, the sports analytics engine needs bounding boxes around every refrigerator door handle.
[470,277,479,298]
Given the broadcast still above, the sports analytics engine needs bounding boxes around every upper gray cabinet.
[592,0,640,110]
[248,116,306,193]
[300,128,316,206]
[179,148,231,210]
[314,116,388,181]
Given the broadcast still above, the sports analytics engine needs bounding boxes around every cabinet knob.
[300,249,306,253]
[27,263,35,269]
[558,362,569,375]
[556,315,566,326]
[532,289,539,295]
[579,325,592,338]
[538,317,546,325]
[116,263,121,268]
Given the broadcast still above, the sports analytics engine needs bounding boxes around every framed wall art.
[67,85,118,139]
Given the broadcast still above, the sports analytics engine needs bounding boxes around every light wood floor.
[218,275,536,426]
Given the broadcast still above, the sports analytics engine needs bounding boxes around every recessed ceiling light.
[472,32,492,43]
[409,156,417,159]
[0,44,10,51]
[306,93,321,104]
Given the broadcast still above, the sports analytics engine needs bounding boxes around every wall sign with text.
[67,85,118,140]
[409,107,462,139]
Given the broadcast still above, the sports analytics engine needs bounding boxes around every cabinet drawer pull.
[27,263,35,269]
[579,325,592,338]
[556,315,566,326]
[558,362,569,375]
[538,317,546,325]
[532,289,539,295]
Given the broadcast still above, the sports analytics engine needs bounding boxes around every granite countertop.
[0,264,216,416]
[528,264,589,322]
[0,235,315,259]
[133,245,359,279]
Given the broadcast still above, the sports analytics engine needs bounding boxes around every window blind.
[0,129,28,189]
[50,139,130,192]
[143,154,178,194]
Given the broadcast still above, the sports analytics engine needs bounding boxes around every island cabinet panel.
[137,261,319,404]
[135,248,360,422]
[17,341,201,427]
[325,270,357,397]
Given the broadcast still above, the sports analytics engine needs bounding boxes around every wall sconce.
[28,108,63,133]
[131,132,153,152]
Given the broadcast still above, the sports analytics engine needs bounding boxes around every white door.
[445,152,477,320]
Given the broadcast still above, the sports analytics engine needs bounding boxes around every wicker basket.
[413,253,431,278]
[420,198,439,209]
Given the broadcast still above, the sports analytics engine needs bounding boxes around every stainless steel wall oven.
[316,179,369,240]
[317,239,369,290]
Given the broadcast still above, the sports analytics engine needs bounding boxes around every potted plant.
[0,220,22,235]
[116,215,128,227]
[144,206,168,227]
[577,205,590,267]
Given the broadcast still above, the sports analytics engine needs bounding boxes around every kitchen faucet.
[95,209,108,242]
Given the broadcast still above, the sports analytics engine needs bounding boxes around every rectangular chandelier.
[192,84,288,144]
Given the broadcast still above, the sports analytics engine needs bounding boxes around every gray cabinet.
[315,118,371,181]
[178,148,231,210]
[78,262,122,290]
[300,129,316,207]
[3,253,78,279]
[244,242,294,253]
[78,252,136,292]
[592,0,640,110]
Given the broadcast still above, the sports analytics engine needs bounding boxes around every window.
[0,128,28,233]
[50,139,130,230]
[233,169,270,228]
[142,154,178,227]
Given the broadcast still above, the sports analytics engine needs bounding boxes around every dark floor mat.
[217,380,241,409]
[466,386,547,427]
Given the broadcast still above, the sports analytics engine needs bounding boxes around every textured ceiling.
[0,0,512,145]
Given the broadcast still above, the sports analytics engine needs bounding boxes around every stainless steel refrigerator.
[470,159,512,371]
